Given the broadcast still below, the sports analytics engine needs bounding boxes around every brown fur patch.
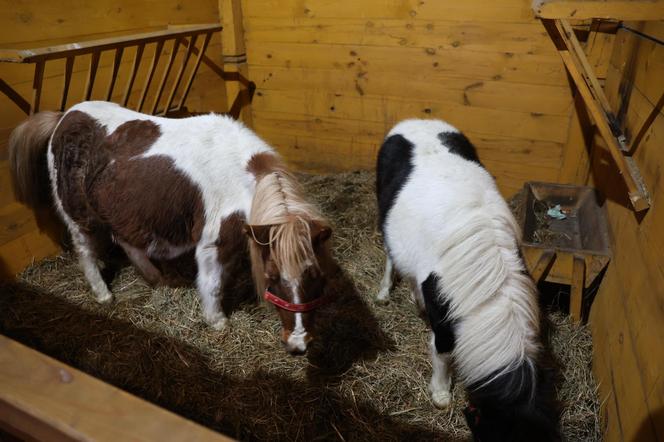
[246,152,285,179]
[51,110,205,255]
[102,119,162,158]
[217,211,247,265]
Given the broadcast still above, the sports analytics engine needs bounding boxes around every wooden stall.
[1,0,663,440]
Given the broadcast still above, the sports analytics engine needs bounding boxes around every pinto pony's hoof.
[206,312,229,330]
[430,389,452,409]
[96,292,113,304]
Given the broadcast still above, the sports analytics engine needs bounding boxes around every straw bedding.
[0,171,601,441]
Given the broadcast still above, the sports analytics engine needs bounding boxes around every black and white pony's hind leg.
[422,273,456,409]
[376,254,394,304]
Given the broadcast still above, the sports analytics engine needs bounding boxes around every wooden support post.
[60,56,74,111]
[542,18,650,212]
[570,255,586,323]
[151,38,180,115]
[122,43,145,107]
[220,0,252,125]
[83,51,100,101]
[30,60,45,114]
[530,250,557,283]
[177,32,213,112]
[163,35,197,115]
[136,41,164,112]
[105,47,124,101]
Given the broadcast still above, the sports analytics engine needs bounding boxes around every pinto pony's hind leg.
[376,255,394,304]
[117,240,163,286]
[195,243,227,330]
[72,230,113,303]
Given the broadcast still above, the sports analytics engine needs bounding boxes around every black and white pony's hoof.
[375,288,391,305]
[430,388,452,409]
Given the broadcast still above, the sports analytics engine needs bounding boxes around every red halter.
[263,289,332,312]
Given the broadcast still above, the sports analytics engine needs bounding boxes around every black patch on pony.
[421,273,456,354]
[437,131,482,165]
[464,359,561,442]
[376,134,415,231]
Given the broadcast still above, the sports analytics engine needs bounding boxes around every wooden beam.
[570,255,585,322]
[177,32,214,111]
[0,24,222,64]
[543,18,650,211]
[163,35,198,115]
[83,51,101,101]
[122,43,145,107]
[151,38,180,115]
[0,78,30,115]
[60,56,74,111]
[136,41,164,112]
[220,0,251,124]
[533,0,664,21]
[0,335,232,441]
[105,47,124,101]
[30,61,45,115]
[530,250,557,283]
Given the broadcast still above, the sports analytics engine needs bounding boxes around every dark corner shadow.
[0,281,458,442]
[306,263,396,380]
[0,257,14,282]
[631,406,664,442]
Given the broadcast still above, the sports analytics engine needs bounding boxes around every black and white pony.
[376,119,560,441]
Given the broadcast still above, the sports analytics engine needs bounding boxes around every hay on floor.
[0,171,601,441]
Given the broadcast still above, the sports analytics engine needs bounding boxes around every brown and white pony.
[9,101,334,354]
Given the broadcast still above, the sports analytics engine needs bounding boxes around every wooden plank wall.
[0,0,226,278]
[242,0,575,196]
[587,21,664,442]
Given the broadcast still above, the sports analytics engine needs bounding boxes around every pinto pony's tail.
[9,111,63,209]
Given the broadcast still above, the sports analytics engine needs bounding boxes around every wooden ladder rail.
[541,18,651,212]
[0,23,225,117]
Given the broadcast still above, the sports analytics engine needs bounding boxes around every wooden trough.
[519,182,612,323]
[1,0,664,440]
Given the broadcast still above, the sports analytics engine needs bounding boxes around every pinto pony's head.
[246,161,334,354]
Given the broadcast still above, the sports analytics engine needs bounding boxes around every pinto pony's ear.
[309,220,332,245]
[244,224,273,246]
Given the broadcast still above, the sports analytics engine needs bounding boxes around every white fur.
[380,119,540,388]
[48,101,274,324]
[285,279,309,353]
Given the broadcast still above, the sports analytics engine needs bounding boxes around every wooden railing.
[0,23,230,117]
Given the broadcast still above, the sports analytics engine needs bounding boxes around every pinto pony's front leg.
[195,243,227,330]
[429,333,453,409]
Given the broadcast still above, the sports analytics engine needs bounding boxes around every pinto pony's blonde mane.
[248,165,329,296]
